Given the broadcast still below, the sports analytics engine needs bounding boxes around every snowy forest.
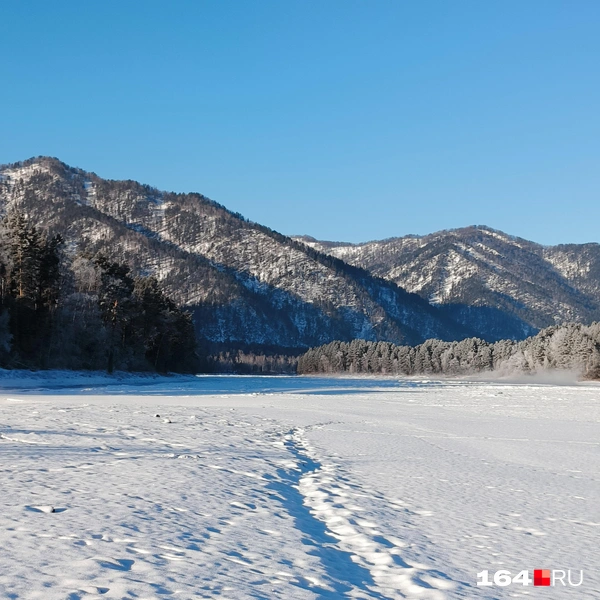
[0,211,198,372]
[297,323,600,379]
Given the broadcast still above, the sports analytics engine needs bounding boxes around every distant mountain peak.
[302,227,600,341]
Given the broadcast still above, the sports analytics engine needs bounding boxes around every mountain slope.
[298,226,600,341]
[0,157,469,350]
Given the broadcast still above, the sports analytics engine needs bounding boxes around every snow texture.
[0,374,598,598]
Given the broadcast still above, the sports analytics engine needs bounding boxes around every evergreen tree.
[133,276,198,372]
[94,255,137,372]
[0,211,63,364]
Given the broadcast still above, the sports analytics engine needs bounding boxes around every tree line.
[297,322,600,379]
[0,211,198,373]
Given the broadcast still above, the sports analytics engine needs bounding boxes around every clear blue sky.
[1,1,599,244]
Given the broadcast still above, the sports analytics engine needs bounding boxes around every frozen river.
[1,375,598,598]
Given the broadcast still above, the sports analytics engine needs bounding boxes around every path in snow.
[284,426,460,599]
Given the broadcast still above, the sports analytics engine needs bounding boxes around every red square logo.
[534,569,551,586]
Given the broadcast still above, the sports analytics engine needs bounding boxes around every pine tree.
[94,255,136,372]
[133,276,198,372]
[0,211,63,364]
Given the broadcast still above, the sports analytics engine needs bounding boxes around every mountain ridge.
[295,224,543,249]
[297,225,600,341]
[0,156,469,351]
[5,156,598,349]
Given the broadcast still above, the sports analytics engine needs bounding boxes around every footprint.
[79,586,110,595]
[26,505,67,514]
[96,558,135,571]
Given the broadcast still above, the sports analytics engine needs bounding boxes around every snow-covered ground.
[0,375,598,599]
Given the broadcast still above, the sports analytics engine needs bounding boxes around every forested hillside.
[0,157,470,356]
[298,323,600,380]
[0,211,197,372]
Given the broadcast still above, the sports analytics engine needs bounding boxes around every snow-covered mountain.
[0,157,468,351]
[297,226,600,341]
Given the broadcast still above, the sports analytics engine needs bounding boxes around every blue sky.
[1,1,598,244]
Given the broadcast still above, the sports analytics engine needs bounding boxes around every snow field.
[0,376,598,598]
